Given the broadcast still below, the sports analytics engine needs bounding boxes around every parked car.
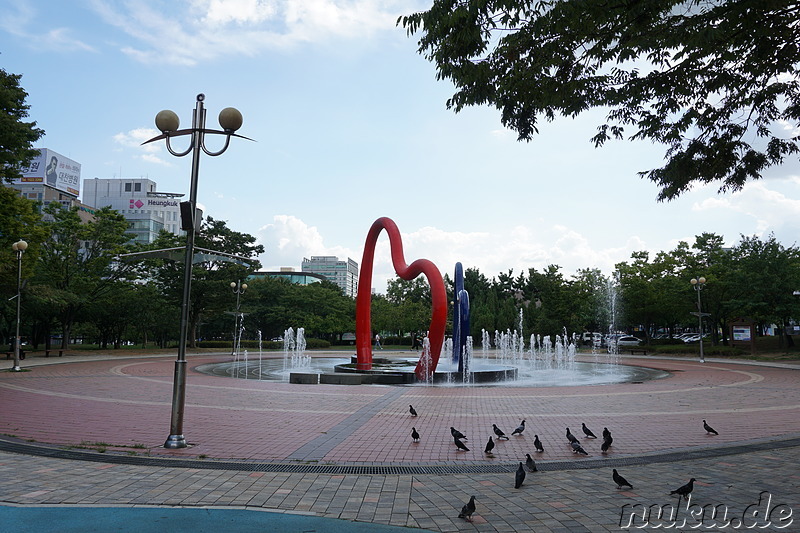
[614,335,642,347]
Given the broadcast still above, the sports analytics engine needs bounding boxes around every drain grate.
[1,437,798,475]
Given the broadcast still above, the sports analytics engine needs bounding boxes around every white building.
[83,178,184,244]
[301,256,359,297]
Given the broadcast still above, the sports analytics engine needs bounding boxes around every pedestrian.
[375,333,382,349]
[411,333,419,351]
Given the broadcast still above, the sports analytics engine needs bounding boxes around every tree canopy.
[399,0,800,200]
[0,69,44,183]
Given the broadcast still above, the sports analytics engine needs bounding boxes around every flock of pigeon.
[408,404,717,522]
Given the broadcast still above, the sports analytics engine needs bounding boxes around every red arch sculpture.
[356,217,447,381]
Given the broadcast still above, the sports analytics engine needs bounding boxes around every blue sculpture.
[452,262,471,373]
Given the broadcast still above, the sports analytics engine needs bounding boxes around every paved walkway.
[1,351,798,531]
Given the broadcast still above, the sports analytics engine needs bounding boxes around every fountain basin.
[334,357,518,384]
[196,356,669,387]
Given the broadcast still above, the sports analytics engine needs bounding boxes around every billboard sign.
[732,326,752,342]
[16,149,81,196]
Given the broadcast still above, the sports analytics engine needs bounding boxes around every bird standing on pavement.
[566,427,579,444]
[493,424,509,440]
[451,427,468,441]
[601,435,613,453]
[515,462,526,488]
[409,405,417,417]
[571,441,589,455]
[534,435,544,452]
[582,422,597,438]
[454,437,470,452]
[484,436,495,455]
[703,420,718,435]
[612,469,633,489]
[511,420,526,436]
[411,427,420,443]
[602,427,611,440]
[670,478,697,500]
[525,453,537,472]
[458,495,476,521]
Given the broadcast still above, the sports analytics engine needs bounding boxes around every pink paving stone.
[0,353,798,465]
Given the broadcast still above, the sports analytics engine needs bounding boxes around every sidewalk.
[1,352,798,531]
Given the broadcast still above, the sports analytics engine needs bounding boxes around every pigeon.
[582,422,597,439]
[454,436,470,452]
[612,469,633,489]
[703,420,718,435]
[484,436,495,455]
[670,478,696,500]
[533,435,544,453]
[602,427,611,440]
[571,441,589,455]
[411,427,420,443]
[409,405,418,417]
[515,462,526,488]
[601,436,613,453]
[451,427,468,441]
[566,427,579,444]
[458,495,476,521]
[525,453,537,472]
[511,420,526,436]
[493,424,509,440]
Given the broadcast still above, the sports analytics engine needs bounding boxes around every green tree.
[147,217,263,347]
[726,234,800,345]
[400,1,800,200]
[384,276,433,338]
[572,268,612,336]
[685,233,734,345]
[462,267,496,338]
[616,251,669,337]
[243,277,355,343]
[0,188,45,344]
[0,69,44,184]
[34,205,133,349]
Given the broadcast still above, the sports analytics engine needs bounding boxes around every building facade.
[7,148,91,218]
[82,178,184,244]
[301,256,359,297]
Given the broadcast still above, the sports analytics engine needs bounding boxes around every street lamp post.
[143,94,250,449]
[690,276,707,363]
[11,239,28,372]
[230,280,248,356]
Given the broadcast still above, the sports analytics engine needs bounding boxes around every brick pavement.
[0,352,798,531]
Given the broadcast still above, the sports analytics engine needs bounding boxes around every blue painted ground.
[1,506,436,533]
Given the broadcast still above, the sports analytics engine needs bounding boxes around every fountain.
[196,217,668,387]
[282,327,310,371]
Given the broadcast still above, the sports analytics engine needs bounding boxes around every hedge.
[196,338,331,350]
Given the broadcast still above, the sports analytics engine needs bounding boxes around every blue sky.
[3,0,800,293]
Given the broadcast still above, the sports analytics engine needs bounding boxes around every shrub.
[196,338,330,350]
[649,338,686,346]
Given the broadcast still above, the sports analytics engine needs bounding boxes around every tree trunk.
[60,322,71,351]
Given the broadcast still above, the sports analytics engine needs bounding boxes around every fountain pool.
[195,356,668,387]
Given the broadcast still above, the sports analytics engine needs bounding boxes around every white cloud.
[90,0,406,65]
[255,215,658,293]
[694,181,800,238]
[0,2,95,52]
[113,128,172,165]
[195,0,277,26]
[257,214,355,268]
